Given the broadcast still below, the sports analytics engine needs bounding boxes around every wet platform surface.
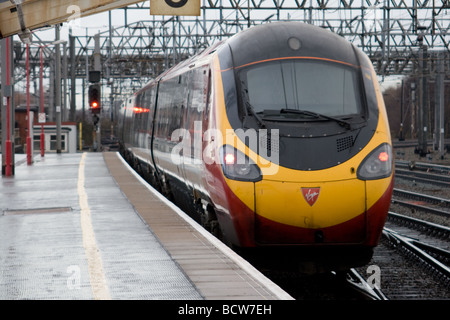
[0,152,291,300]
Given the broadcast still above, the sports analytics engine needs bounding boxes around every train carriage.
[117,22,394,272]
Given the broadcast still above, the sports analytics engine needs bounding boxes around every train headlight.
[357,143,393,180]
[220,145,262,182]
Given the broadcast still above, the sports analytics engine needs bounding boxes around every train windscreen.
[238,59,363,119]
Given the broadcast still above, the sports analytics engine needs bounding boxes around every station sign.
[38,113,46,124]
[150,0,200,16]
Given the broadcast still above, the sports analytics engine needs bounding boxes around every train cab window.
[239,59,363,119]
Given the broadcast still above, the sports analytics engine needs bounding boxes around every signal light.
[133,107,150,114]
[88,84,101,114]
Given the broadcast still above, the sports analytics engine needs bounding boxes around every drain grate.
[3,207,72,215]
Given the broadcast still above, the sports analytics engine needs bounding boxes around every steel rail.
[388,211,450,238]
[393,188,450,208]
[395,168,450,182]
[345,269,389,300]
[395,160,450,174]
[411,240,450,265]
[395,169,450,188]
[382,228,450,284]
[391,199,450,218]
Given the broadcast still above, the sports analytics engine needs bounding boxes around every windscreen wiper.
[245,101,266,128]
[241,81,265,128]
[280,108,352,130]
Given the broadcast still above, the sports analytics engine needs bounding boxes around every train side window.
[204,68,212,118]
[147,85,157,132]
[154,81,170,140]
[160,75,188,140]
[185,66,210,160]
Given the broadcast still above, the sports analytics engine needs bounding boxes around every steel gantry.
[75,0,450,79]
[4,1,450,125]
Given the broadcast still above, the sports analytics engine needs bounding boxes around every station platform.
[0,152,292,300]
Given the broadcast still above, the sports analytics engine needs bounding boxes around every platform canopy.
[0,0,144,40]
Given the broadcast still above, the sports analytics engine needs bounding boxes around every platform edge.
[113,152,294,300]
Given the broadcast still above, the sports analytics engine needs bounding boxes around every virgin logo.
[301,188,321,206]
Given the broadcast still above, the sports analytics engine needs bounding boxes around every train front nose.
[254,178,367,245]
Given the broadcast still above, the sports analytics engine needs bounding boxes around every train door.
[176,72,191,189]
[182,66,211,193]
[123,95,135,151]
[146,84,158,172]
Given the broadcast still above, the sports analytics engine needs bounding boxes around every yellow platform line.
[78,152,111,300]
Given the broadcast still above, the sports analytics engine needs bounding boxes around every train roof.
[225,22,360,69]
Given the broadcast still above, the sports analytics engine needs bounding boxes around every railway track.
[395,161,450,188]
[257,267,387,300]
[359,210,450,300]
[353,177,450,300]
[395,169,450,188]
[393,188,450,209]
[391,187,450,228]
[385,212,450,257]
[396,160,450,175]
[356,234,450,299]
